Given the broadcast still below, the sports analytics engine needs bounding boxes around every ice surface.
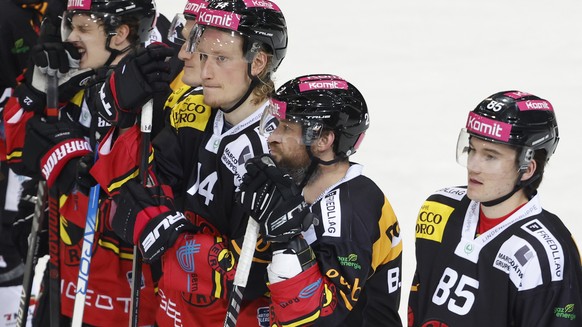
[158,0,582,321]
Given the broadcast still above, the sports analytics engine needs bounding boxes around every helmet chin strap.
[481,173,540,207]
[219,62,262,114]
[104,35,132,68]
[297,146,344,189]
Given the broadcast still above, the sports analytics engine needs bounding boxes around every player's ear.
[250,50,268,77]
[111,24,131,48]
[520,158,537,181]
[314,130,335,152]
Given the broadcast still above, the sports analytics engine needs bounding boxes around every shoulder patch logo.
[521,219,564,281]
[415,201,454,242]
[493,235,542,290]
[170,94,211,131]
[434,187,467,201]
[321,189,342,237]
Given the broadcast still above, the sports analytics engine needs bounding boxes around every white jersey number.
[432,267,479,315]
[187,163,218,205]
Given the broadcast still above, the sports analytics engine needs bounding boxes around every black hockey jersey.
[408,186,582,327]
[269,164,403,327]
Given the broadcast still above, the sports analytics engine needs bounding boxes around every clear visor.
[168,13,188,45]
[185,24,205,53]
[456,128,532,173]
[259,100,324,145]
[186,25,259,62]
[61,11,111,42]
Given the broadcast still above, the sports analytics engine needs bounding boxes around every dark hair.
[120,15,140,47]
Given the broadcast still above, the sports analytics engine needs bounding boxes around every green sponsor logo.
[554,304,576,321]
[337,254,361,270]
[11,39,30,55]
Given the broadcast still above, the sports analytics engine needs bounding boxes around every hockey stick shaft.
[224,218,260,327]
[16,181,47,327]
[129,99,153,327]
[71,151,100,327]
[46,72,61,327]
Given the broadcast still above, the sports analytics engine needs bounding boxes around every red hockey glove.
[238,154,314,243]
[111,179,198,262]
[96,43,174,128]
[22,116,91,188]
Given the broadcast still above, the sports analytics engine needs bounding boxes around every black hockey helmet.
[458,90,559,171]
[188,0,288,72]
[262,74,370,158]
[62,0,156,44]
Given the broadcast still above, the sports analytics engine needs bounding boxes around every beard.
[275,147,313,185]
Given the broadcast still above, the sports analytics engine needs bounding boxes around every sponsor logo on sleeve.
[434,187,467,201]
[337,254,361,270]
[415,201,454,243]
[522,219,564,281]
[554,304,577,321]
[493,235,542,290]
[170,94,211,131]
[320,190,341,237]
[221,136,253,186]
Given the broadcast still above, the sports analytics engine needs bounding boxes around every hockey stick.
[16,71,61,327]
[71,151,100,327]
[128,99,153,327]
[45,71,61,327]
[16,180,47,327]
[223,156,276,327]
[224,218,260,327]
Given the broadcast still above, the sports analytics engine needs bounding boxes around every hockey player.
[94,0,288,325]
[407,91,582,326]
[237,74,403,326]
[3,0,175,325]
[0,2,66,325]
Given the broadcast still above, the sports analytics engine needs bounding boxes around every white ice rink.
[158,0,582,322]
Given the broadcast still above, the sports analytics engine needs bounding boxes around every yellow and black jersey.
[269,163,403,327]
[408,186,582,327]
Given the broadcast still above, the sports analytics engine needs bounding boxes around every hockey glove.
[74,153,98,196]
[22,116,91,188]
[15,42,95,114]
[239,154,314,243]
[11,179,49,261]
[111,179,198,262]
[268,237,316,284]
[97,43,174,128]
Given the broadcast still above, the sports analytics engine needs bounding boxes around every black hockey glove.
[239,154,314,243]
[75,153,98,195]
[111,179,198,262]
[15,42,95,114]
[97,43,174,128]
[11,179,49,261]
[22,116,91,188]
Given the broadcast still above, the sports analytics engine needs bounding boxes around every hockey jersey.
[3,76,159,326]
[268,164,403,327]
[93,87,272,326]
[408,186,582,327]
